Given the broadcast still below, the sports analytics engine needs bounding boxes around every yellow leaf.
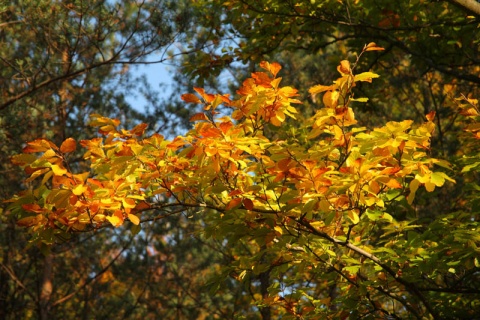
[274,226,283,235]
[72,184,88,196]
[354,72,380,83]
[106,215,122,227]
[323,90,339,108]
[308,84,336,95]
[51,164,68,176]
[107,210,124,227]
[128,214,140,225]
[348,210,360,224]
[407,179,421,204]
[425,181,436,192]
[42,149,57,159]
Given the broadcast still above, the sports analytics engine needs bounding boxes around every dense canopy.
[1,0,479,319]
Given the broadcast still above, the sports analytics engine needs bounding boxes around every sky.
[127,62,175,114]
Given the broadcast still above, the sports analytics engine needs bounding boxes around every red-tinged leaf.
[380,167,401,175]
[22,203,45,213]
[251,72,272,87]
[229,190,243,196]
[426,111,436,122]
[87,178,104,188]
[166,137,186,150]
[181,93,201,104]
[219,120,234,134]
[193,87,215,102]
[277,158,292,172]
[190,113,209,122]
[130,123,148,136]
[226,197,242,210]
[132,201,150,213]
[199,127,222,138]
[60,138,76,153]
[259,61,282,77]
[243,198,254,210]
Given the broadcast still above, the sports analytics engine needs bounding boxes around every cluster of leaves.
[0,1,229,318]
[7,44,479,318]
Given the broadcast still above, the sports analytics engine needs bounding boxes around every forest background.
[1,0,480,319]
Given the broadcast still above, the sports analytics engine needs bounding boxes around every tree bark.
[39,254,53,320]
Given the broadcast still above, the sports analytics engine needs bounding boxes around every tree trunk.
[39,254,53,320]
[259,270,271,320]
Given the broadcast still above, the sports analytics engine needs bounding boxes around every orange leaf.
[132,201,150,213]
[181,93,202,104]
[385,179,402,189]
[365,42,385,51]
[193,87,215,103]
[226,198,242,210]
[199,126,222,138]
[251,72,272,87]
[426,111,436,122]
[219,120,233,134]
[60,138,77,153]
[130,123,148,136]
[190,113,209,122]
[259,61,282,77]
[23,139,58,153]
[337,60,351,75]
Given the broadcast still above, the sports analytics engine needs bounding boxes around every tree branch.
[449,0,480,16]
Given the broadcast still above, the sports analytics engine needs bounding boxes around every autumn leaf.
[60,138,77,153]
[127,213,140,225]
[365,42,385,51]
[190,113,210,122]
[226,198,242,210]
[308,84,336,95]
[337,60,351,75]
[259,61,282,77]
[181,93,202,104]
[23,139,58,153]
[354,72,380,83]
[426,111,436,122]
